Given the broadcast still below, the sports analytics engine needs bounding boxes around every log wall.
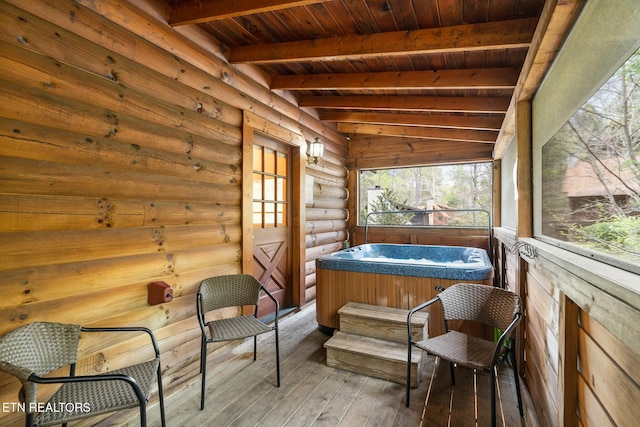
[0,0,348,425]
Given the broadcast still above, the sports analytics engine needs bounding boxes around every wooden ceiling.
[165,0,547,158]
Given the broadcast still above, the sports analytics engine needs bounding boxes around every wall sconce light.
[307,137,325,165]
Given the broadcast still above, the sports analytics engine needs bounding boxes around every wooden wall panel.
[351,225,491,251]
[0,0,349,425]
[495,228,640,427]
[578,310,640,426]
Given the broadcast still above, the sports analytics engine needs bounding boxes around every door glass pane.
[277,177,286,201]
[253,146,262,171]
[277,203,286,227]
[277,152,287,175]
[264,175,275,201]
[253,202,262,227]
[253,173,263,200]
[264,148,275,174]
[264,203,275,227]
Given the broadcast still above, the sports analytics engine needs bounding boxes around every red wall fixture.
[148,281,174,305]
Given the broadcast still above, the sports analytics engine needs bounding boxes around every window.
[358,163,492,226]
[253,145,288,228]
[541,49,640,264]
[532,0,640,271]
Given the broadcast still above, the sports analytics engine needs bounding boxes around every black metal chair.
[406,283,523,427]
[0,322,166,427]
[197,274,280,410]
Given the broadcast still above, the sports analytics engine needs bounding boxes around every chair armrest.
[80,326,160,358]
[490,312,522,367]
[260,285,280,327]
[28,372,147,405]
[407,296,440,342]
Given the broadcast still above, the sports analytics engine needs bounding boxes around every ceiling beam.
[272,68,519,90]
[320,111,504,131]
[337,123,498,143]
[348,136,495,169]
[168,0,331,26]
[229,18,537,63]
[299,95,511,113]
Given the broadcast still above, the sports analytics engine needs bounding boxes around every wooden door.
[252,134,293,318]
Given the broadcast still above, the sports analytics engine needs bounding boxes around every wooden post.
[516,100,533,238]
[242,115,255,275]
[493,159,502,228]
[515,100,532,378]
[558,293,579,427]
[347,168,357,246]
[293,144,306,308]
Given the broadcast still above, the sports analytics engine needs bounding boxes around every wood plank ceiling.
[165,0,545,161]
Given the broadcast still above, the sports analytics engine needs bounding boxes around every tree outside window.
[358,163,492,227]
[542,48,640,264]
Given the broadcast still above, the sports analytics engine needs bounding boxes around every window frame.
[356,161,494,228]
[531,0,640,273]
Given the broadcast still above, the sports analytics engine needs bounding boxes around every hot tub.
[315,243,494,336]
[317,243,492,281]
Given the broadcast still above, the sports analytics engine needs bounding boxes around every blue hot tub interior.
[316,243,492,281]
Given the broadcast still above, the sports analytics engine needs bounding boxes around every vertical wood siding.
[0,0,348,425]
[495,231,640,427]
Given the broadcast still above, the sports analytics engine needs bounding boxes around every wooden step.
[338,302,429,343]
[324,331,425,387]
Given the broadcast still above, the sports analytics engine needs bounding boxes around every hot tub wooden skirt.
[316,267,492,338]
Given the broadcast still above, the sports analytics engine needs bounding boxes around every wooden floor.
[116,302,536,427]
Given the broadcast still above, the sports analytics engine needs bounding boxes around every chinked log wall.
[0,0,348,425]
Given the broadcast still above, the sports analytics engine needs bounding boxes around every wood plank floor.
[114,302,536,427]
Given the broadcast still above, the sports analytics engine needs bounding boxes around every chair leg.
[200,337,207,410]
[157,366,167,427]
[139,403,147,427]
[449,361,456,385]
[275,328,281,387]
[253,335,258,361]
[26,413,34,427]
[490,366,497,427]
[405,343,412,407]
[509,342,524,417]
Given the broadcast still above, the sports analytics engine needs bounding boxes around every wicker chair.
[406,283,523,427]
[197,274,280,410]
[0,322,166,427]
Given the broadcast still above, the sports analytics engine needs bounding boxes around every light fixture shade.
[309,139,324,158]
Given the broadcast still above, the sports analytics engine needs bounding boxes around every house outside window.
[532,0,640,273]
[541,48,640,266]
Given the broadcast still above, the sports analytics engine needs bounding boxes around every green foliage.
[358,163,492,225]
[542,47,640,262]
[565,216,640,262]
[366,188,414,225]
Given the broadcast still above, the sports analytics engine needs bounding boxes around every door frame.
[242,111,306,309]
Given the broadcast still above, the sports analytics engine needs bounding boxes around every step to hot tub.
[337,302,429,343]
[323,302,429,387]
[324,331,425,387]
